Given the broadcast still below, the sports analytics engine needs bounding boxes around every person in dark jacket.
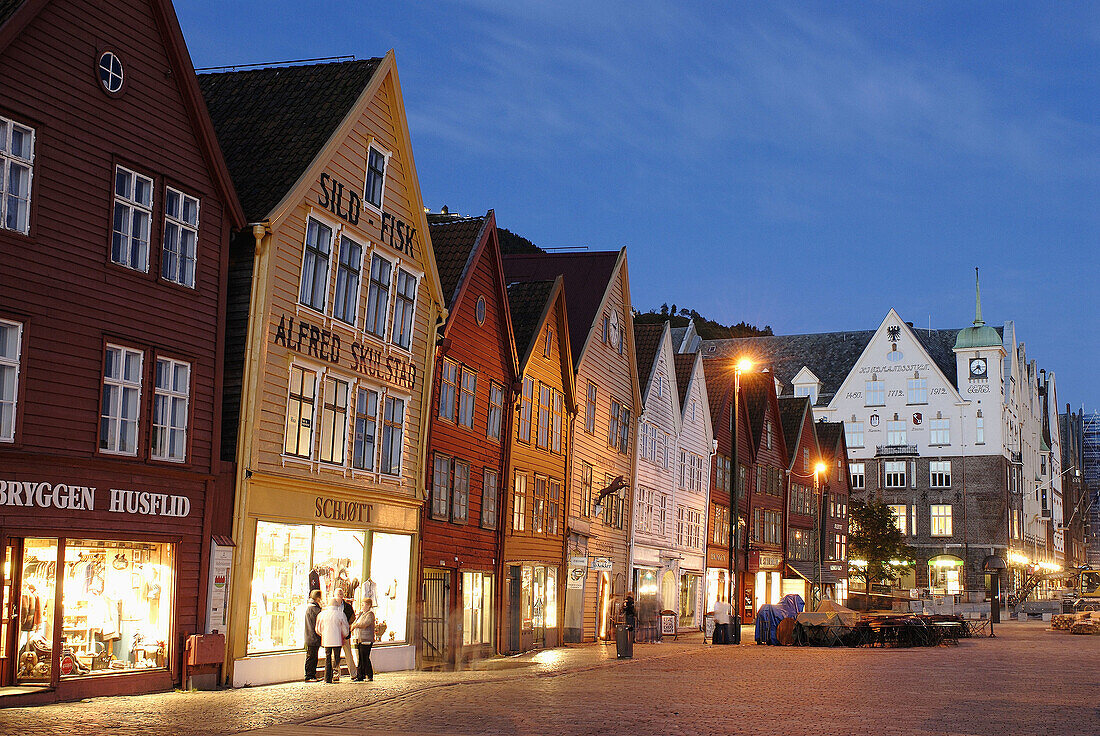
[623,591,637,630]
[303,589,323,681]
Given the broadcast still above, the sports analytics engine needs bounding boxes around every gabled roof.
[1,0,245,228]
[507,279,557,365]
[814,420,844,459]
[633,322,664,390]
[199,59,382,222]
[502,250,621,367]
[673,353,696,410]
[777,395,813,469]
[740,370,783,459]
[704,362,731,431]
[702,324,1002,406]
[427,213,488,309]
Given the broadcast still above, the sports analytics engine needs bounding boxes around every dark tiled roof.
[0,0,23,26]
[704,361,731,428]
[739,371,774,451]
[633,322,664,390]
[670,326,689,351]
[815,421,844,460]
[777,395,812,467]
[673,353,696,410]
[502,251,620,367]
[427,214,487,309]
[507,279,556,363]
[701,325,1003,405]
[198,59,382,222]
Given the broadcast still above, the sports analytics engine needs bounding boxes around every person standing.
[315,596,349,683]
[303,590,323,681]
[350,598,376,681]
[713,597,732,645]
[338,590,356,681]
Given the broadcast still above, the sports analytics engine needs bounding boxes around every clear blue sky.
[179,1,1100,412]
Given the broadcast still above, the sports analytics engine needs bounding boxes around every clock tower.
[954,269,1007,448]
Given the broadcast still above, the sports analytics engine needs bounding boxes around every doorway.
[420,568,450,667]
[1,538,60,689]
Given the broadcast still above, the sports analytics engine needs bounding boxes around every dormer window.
[364,145,388,209]
[792,366,820,403]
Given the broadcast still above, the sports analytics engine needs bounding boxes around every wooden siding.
[422,230,513,569]
[674,355,713,561]
[707,379,754,569]
[632,329,677,554]
[567,259,639,640]
[0,0,235,689]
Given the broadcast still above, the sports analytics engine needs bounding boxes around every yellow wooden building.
[200,53,444,685]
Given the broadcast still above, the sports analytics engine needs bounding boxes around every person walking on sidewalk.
[303,590,323,681]
[338,589,356,681]
[316,596,350,683]
[713,597,731,645]
[350,597,376,681]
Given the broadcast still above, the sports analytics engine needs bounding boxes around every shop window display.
[679,573,699,627]
[461,571,493,646]
[16,539,174,682]
[369,532,411,644]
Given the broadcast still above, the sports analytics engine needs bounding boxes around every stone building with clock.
[702,281,1065,604]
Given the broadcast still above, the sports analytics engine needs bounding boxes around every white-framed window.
[458,367,476,429]
[930,504,953,537]
[551,389,564,454]
[544,326,553,358]
[884,461,906,488]
[687,509,703,549]
[518,376,533,443]
[849,462,865,490]
[431,453,452,520]
[636,487,652,533]
[975,413,985,444]
[888,504,907,535]
[98,51,124,93]
[284,364,317,458]
[907,378,927,405]
[887,420,906,446]
[487,381,504,441]
[512,471,527,532]
[380,395,405,475]
[584,382,597,434]
[929,418,950,445]
[162,187,199,288]
[298,217,333,312]
[351,386,378,470]
[609,399,630,453]
[0,320,23,442]
[581,462,593,517]
[364,145,388,209]
[318,376,349,465]
[364,253,392,339]
[439,358,458,422]
[111,166,153,271]
[452,460,470,523]
[547,478,561,535]
[675,506,686,547]
[536,383,553,450]
[332,235,363,325]
[100,345,144,455]
[151,357,189,462]
[0,116,34,234]
[930,460,951,488]
[482,468,499,529]
[865,380,885,406]
[846,421,864,448]
[391,268,417,350]
[765,420,773,450]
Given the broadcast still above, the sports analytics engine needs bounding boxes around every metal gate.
[421,569,450,665]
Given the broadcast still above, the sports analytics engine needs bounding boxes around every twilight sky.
[178,1,1100,412]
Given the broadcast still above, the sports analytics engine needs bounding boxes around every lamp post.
[812,462,828,610]
[728,358,752,644]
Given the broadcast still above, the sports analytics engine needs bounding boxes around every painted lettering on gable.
[856,362,930,375]
[318,172,361,226]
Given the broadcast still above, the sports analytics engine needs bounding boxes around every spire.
[974,267,984,326]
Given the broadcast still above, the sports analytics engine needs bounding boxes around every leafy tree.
[848,499,916,598]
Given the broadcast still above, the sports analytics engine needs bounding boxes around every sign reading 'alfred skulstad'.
[273,313,417,390]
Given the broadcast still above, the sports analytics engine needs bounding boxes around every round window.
[98,51,124,93]
[475,296,487,326]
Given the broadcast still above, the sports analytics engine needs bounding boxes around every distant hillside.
[636,305,772,339]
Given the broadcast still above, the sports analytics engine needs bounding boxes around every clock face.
[969,358,987,378]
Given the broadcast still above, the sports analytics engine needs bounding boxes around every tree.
[848,500,916,601]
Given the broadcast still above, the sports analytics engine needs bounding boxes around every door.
[0,538,18,687]
[420,569,449,666]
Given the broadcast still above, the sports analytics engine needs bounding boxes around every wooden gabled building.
[0,0,244,703]
[777,395,822,603]
[419,210,517,667]
[200,54,446,685]
[501,278,574,653]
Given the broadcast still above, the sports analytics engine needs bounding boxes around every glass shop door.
[14,539,59,686]
[0,538,17,687]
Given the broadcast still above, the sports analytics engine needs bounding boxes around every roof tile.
[427,214,486,309]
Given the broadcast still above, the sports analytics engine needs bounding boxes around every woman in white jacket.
[315,597,350,683]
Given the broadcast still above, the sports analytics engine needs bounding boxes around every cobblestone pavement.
[2,622,1097,736]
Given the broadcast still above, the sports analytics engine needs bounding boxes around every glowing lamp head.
[735,358,753,373]
[815,462,828,475]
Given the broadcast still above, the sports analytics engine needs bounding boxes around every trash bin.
[616,623,634,659]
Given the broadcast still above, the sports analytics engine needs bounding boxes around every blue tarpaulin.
[754,594,805,645]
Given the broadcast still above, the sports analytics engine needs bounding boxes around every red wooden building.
[419,211,517,667]
[814,420,851,603]
[0,0,243,703]
[778,395,822,603]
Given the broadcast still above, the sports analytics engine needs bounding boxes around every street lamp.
[812,461,829,610]
[728,358,752,644]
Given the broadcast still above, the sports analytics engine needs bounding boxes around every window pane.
[249,522,313,652]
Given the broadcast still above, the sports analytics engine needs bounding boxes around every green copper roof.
[955,269,1002,350]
